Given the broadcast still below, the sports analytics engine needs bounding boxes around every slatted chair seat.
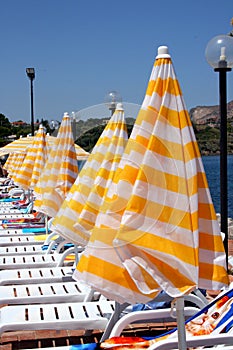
[0,244,45,256]
[0,213,34,220]
[0,281,98,304]
[0,246,75,269]
[0,300,116,335]
[0,266,75,285]
[0,235,44,246]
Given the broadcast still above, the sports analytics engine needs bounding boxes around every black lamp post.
[205,35,233,267]
[105,91,122,116]
[26,68,35,136]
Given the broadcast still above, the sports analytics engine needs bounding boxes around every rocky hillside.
[189,100,233,155]
[190,100,233,126]
[75,102,233,155]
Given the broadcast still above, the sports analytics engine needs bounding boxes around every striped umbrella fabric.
[74,46,228,305]
[52,104,128,246]
[10,152,26,180]
[13,125,48,190]
[3,152,17,177]
[0,136,34,156]
[0,135,88,161]
[33,113,78,218]
[74,144,89,161]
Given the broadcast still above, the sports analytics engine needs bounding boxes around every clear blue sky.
[1,0,233,123]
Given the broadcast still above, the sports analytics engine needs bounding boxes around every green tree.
[0,114,12,130]
[0,114,13,146]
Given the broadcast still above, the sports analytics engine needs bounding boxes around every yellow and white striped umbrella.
[33,113,78,218]
[74,144,89,161]
[52,104,128,246]
[10,152,26,180]
[3,152,17,177]
[74,46,228,305]
[0,136,34,156]
[0,134,89,162]
[13,125,48,190]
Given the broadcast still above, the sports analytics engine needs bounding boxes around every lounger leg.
[100,302,129,342]
[176,296,187,350]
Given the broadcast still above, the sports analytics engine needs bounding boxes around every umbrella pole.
[176,296,187,350]
[74,245,79,265]
[45,214,48,235]
[30,189,34,212]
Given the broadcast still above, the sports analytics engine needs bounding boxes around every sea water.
[202,154,233,219]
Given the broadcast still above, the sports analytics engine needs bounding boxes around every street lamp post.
[105,91,122,116]
[205,34,233,267]
[71,111,79,141]
[49,120,60,136]
[26,68,35,136]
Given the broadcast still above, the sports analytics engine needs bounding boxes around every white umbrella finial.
[156,45,171,59]
[116,102,124,111]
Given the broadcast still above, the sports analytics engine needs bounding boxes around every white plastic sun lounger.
[0,229,58,248]
[0,235,45,246]
[0,281,98,305]
[0,237,76,269]
[0,300,117,335]
[0,246,76,269]
[0,244,47,256]
[0,228,46,237]
[0,191,24,200]
[29,317,233,350]
[0,284,205,320]
[0,185,14,192]
[0,231,64,255]
[0,208,26,214]
[0,231,82,269]
[0,266,75,285]
[0,203,33,215]
[0,205,26,211]
[0,300,198,336]
[0,213,35,220]
[0,202,18,207]
[21,290,232,350]
[0,200,32,210]
[35,319,233,350]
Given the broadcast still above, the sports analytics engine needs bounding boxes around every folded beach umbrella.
[3,152,17,177]
[74,46,228,306]
[10,152,26,180]
[0,134,70,157]
[13,125,48,190]
[52,104,128,246]
[33,113,78,218]
[3,152,13,171]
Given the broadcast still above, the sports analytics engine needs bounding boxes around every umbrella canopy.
[33,113,78,218]
[74,46,228,306]
[0,134,89,160]
[0,136,35,156]
[52,104,128,246]
[74,144,89,161]
[13,125,48,190]
[3,152,17,177]
[8,152,26,179]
